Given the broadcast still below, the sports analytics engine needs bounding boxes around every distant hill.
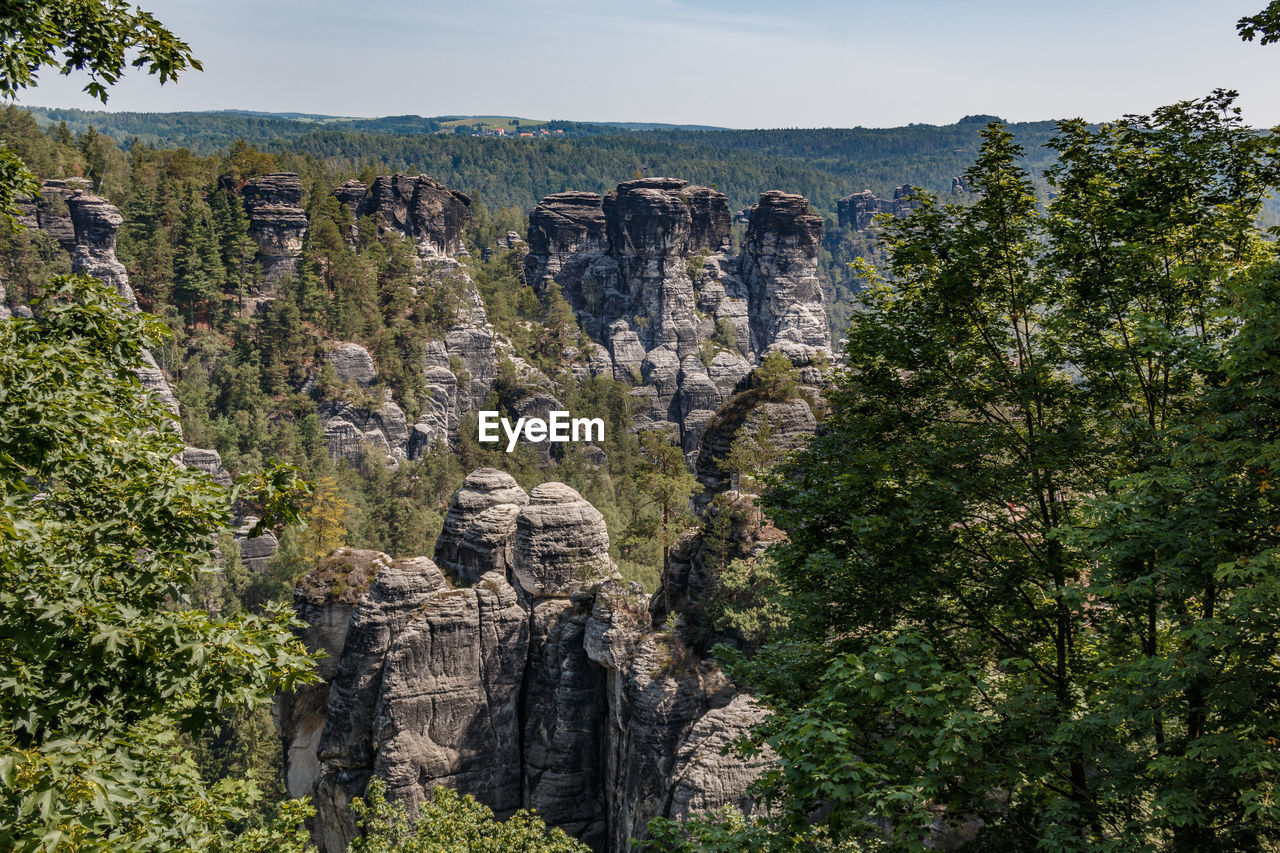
[18,105,1065,207]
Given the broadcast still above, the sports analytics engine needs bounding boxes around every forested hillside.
[21,105,1063,209]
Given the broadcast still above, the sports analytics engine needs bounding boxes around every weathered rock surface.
[179,447,233,488]
[696,395,818,498]
[514,482,616,598]
[286,472,771,853]
[24,183,184,427]
[326,343,378,388]
[318,397,408,469]
[837,185,920,231]
[524,179,830,457]
[242,173,308,290]
[16,178,91,251]
[376,572,529,819]
[309,551,449,852]
[234,518,280,574]
[433,468,529,584]
[311,174,497,451]
[338,174,471,259]
[738,191,830,366]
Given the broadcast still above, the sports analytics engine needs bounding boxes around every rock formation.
[242,173,308,291]
[334,174,471,259]
[281,471,770,853]
[308,175,506,460]
[836,185,920,231]
[14,178,90,251]
[524,178,831,457]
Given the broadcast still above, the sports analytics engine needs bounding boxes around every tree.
[348,778,589,853]
[0,276,317,850]
[301,474,353,565]
[0,0,201,226]
[632,432,699,617]
[1238,1,1280,42]
[696,94,1280,852]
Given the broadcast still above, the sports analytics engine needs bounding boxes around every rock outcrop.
[738,191,831,371]
[334,174,471,259]
[14,178,91,251]
[242,173,308,291]
[284,472,769,853]
[524,178,831,457]
[433,468,530,584]
[836,185,920,231]
[306,175,507,457]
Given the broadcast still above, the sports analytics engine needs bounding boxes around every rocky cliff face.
[836,185,920,231]
[524,178,830,457]
[335,174,471,259]
[303,175,502,466]
[282,469,770,853]
[242,173,308,291]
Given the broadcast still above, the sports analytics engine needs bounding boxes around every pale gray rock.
[608,323,647,382]
[523,179,830,449]
[242,173,308,290]
[323,418,364,466]
[235,519,280,574]
[28,184,182,434]
[434,469,529,584]
[445,324,497,411]
[376,571,529,818]
[410,365,460,455]
[326,343,377,388]
[358,174,471,258]
[666,694,774,821]
[677,356,720,421]
[137,350,182,424]
[583,582,769,852]
[513,483,615,598]
[706,350,753,397]
[312,553,449,853]
[24,178,90,251]
[695,396,818,498]
[737,191,832,362]
[522,596,609,848]
[66,191,135,306]
[286,474,775,853]
[586,343,614,377]
[179,447,233,488]
[318,398,409,467]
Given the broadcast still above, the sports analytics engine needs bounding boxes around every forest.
[5,1,1280,851]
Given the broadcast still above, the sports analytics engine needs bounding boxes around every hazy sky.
[17,0,1280,128]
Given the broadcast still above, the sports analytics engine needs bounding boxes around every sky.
[17,0,1280,129]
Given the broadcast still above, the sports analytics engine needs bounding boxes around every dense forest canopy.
[18,105,1064,209]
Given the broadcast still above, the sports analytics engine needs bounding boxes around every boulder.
[513,483,615,598]
[326,343,377,388]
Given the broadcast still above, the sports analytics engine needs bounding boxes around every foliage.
[0,275,317,850]
[695,93,1280,852]
[347,778,589,853]
[1238,1,1280,42]
[630,432,700,611]
[0,0,200,225]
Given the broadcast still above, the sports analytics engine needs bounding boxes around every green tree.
[0,276,317,850]
[348,778,589,853]
[173,184,226,327]
[1238,1,1280,42]
[0,0,201,227]
[694,95,1280,852]
[632,431,699,616]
